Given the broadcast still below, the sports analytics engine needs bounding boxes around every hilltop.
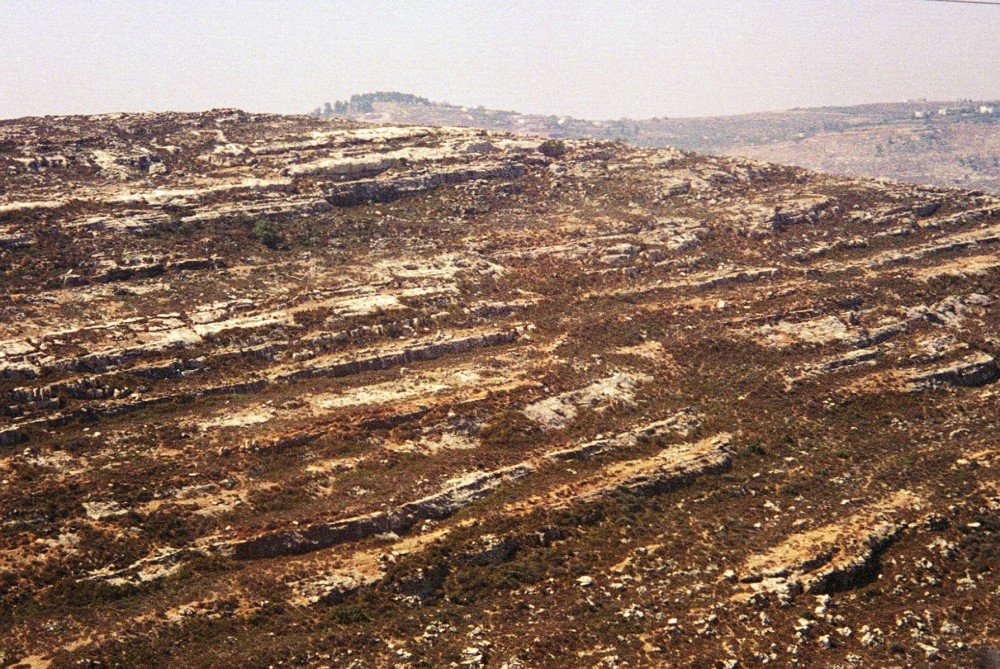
[0,110,998,667]
[315,92,1000,193]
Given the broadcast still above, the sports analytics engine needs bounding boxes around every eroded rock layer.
[0,110,997,668]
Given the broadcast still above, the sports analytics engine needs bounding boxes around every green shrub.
[539,139,567,158]
[780,483,803,497]
[252,220,281,249]
[478,410,540,450]
[333,604,371,624]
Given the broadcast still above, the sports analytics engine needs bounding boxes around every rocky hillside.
[733,117,1000,195]
[318,94,1000,193]
[0,110,998,668]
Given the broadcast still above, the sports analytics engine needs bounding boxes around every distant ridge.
[312,92,1000,193]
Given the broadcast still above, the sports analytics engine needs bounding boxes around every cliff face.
[1,110,998,668]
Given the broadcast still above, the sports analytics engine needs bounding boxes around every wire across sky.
[920,0,1000,6]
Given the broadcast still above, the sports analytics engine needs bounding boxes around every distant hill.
[312,92,1000,192]
[310,92,433,117]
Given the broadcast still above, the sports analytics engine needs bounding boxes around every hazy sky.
[2,0,999,120]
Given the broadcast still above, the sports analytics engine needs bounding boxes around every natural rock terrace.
[0,110,997,667]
